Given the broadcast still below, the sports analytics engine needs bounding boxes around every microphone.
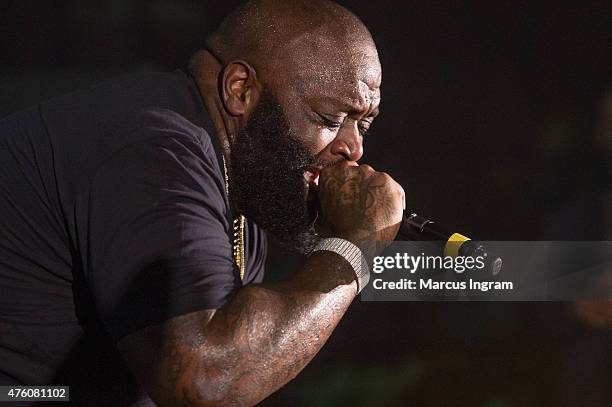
[396,212,503,275]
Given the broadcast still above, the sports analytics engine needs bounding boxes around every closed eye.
[358,119,373,137]
[315,111,373,137]
[315,112,343,129]
[358,125,370,137]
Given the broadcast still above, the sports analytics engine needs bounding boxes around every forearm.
[161,251,358,406]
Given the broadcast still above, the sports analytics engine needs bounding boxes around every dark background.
[1,0,611,405]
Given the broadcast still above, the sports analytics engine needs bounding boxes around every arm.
[117,162,404,406]
[118,251,357,406]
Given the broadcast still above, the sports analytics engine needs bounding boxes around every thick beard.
[228,93,319,254]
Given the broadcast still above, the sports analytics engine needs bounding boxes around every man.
[0,0,404,405]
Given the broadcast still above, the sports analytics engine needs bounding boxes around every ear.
[220,60,261,119]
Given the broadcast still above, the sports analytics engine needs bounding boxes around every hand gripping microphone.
[396,212,503,275]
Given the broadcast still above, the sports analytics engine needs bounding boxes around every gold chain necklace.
[222,155,246,281]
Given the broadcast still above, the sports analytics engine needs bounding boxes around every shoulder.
[40,69,209,138]
[39,69,221,187]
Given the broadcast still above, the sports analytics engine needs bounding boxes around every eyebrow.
[318,96,380,117]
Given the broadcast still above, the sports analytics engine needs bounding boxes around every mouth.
[303,168,320,227]
[303,168,320,186]
[303,168,320,201]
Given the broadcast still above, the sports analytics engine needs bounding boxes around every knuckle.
[378,172,392,183]
[359,164,374,173]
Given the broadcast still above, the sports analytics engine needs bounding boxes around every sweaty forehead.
[298,63,381,114]
[273,34,382,111]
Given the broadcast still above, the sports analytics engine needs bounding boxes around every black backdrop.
[1,1,611,405]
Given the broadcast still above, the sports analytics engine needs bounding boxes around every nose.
[328,123,364,162]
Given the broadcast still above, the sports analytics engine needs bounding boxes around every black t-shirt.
[0,69,267,405]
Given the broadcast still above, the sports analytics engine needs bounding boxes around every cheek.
[311,129,338,154]
[292,121,337,155]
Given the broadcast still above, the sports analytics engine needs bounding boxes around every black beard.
[228,93,320,254]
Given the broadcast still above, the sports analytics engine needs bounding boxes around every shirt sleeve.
[80,131,239,342]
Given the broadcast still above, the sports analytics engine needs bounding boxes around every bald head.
[191,0,382,159]
[202,0,380,89]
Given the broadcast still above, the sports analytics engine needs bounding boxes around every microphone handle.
[397,212,503,274]
[397,212,448,241]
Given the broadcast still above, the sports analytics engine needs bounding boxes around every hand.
[316,161,405,256]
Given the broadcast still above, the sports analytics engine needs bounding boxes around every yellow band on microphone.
[443,233,470,257]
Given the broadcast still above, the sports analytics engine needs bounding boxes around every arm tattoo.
[118,166,393,405]
[119,253,357,407]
